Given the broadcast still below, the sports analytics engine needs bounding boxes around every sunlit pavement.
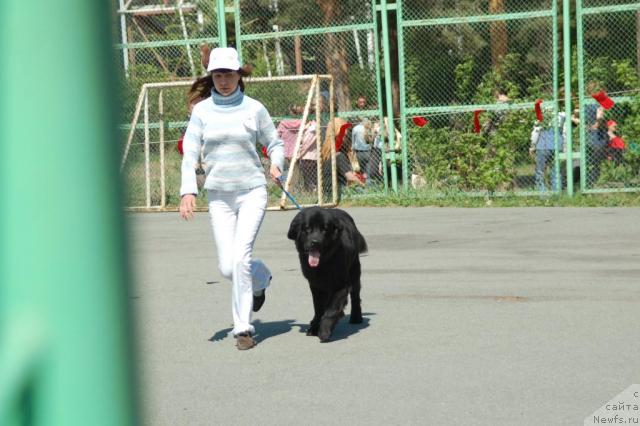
[129,207,640,426]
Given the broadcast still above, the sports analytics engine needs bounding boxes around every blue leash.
[277,177,303,211]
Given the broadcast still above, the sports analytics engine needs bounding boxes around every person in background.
[321,117,365,202]
[179,47,284,351]
[529,112,566,192]
[584,104,609,185]
[583,83,613,185]
[352,95,380,184]
[277,104,318,191]
[481,88,510,136]
[606,120,625,166]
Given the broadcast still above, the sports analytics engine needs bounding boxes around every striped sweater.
[180,90,284,195]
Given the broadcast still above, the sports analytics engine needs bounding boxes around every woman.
[179,47,284,350]
[321,117,365,202]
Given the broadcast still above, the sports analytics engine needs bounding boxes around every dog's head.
[287,207,341,268]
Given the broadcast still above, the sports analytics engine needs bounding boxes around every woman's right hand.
[180,194,197,220]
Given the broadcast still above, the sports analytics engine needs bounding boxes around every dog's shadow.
[324,312,374,342]
[209,313,375,344]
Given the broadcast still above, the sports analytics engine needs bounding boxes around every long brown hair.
[321,117,353,163]
[187,64,253,110]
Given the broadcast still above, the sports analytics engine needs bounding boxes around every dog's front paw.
[317,325,332,342]
[349,314,363,324]
[306,324,318,336]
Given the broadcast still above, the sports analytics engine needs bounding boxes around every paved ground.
[128,207,640,426]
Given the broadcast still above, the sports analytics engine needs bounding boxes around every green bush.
[409,122,522,192]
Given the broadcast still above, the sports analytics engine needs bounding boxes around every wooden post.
[127,26,136,79]
[262,41,272,78]
[177,0,196,77]
[329,77,337,205]
[294,35,303,75]
[132,17,170,74]
[159,90,166,208]
[279,76,318,209]
[144,90,151,208]
[120,85,147,171]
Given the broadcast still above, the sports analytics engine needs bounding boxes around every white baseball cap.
[207,47,241,71]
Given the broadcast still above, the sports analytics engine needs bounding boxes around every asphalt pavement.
[128,207,640,426]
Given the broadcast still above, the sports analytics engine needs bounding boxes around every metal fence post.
[0,1,137,425]
[397,0,410,190]
[576,0,587,192]
[380,0,399,192]
[217,0,228,47]
[563,0,575,196]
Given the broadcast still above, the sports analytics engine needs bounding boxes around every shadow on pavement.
[208,313,375,344]
[329,312,375,342]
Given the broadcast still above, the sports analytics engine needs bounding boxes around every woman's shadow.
[209,313,374,344]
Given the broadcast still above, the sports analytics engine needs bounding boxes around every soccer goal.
[119,74,338,211]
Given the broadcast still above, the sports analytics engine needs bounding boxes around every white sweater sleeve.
[256,106,285,171]
[180,112,203,196]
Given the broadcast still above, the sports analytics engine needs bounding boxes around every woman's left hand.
[269,164,282,185]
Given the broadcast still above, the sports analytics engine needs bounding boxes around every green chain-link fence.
[114,0,640,208]
[234,0,388,199]
[119,75,342,210]
[116,0,386,209]
[398,0,563,195]
[577,0,640,192]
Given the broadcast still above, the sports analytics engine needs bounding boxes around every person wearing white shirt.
[179,47,284,350]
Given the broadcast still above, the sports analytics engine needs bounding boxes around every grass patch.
[341,187,640,207]
[122,147,640,209]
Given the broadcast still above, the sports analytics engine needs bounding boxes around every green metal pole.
[380,0,399,192]
[552,0,561,194]
[233,0,243,60]
[396,0,409,191]
[576,0,587,191]
[372,0,390,193]
[563,0,574,196]
[0,1,136,425]
[217,0,228,47]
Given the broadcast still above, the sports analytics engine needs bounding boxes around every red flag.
[591,90,614,110]
[473,110,484,133]
[412,116,428,127]
[609,136,625,149]
[534,99,544,122]
[176,134,184,155]
[335,122,353,151]
[261,146,269,158]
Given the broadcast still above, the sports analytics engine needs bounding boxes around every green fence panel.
[0,1,136,426]
[234,0,391,197]
[576,0,640,193]
[113,0,640,202]
[398,0,563,196]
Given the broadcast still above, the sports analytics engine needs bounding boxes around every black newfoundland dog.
[287,207,367,342]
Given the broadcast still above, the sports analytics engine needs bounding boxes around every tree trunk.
[317,0,351,111]
[294,35,303,75]
[489,0,508,68]
[636,11,640,77]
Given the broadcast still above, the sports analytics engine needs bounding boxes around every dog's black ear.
[333,219,342,238]
[287,212,303,240]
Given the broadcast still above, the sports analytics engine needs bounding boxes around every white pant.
[207,186,271,335]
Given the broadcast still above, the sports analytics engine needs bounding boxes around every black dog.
[287,207,367,342]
